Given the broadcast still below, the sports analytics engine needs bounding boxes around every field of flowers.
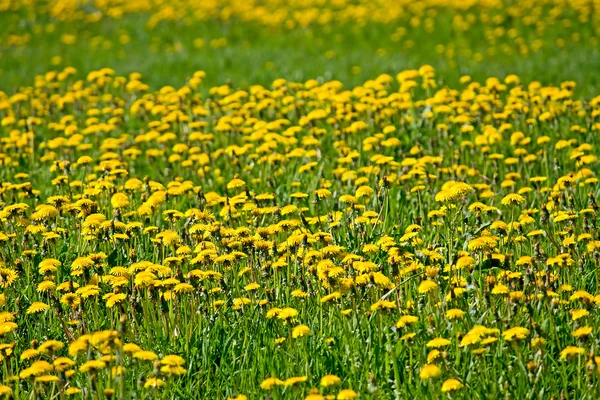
[2,0,600,399]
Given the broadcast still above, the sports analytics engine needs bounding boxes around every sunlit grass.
[1,1,600,399]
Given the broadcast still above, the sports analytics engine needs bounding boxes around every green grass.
[1,9,600,95]
[2,2,600,400]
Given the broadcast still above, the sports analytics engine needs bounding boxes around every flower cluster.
[0,64,600,397]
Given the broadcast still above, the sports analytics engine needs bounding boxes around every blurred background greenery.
[1,1,599,94]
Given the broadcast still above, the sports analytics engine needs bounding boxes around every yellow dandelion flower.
[418,280,438,294]
[283,376,308,387]
[111,193,130,209]
[446,309,465,320]
[79,360,106,373]
[571,309,589,321]
[560,346,585,360]
[26,302,50,314]
[420,364,442,380]
[426,338,452,348]
[572,326,592,338]
[0,385,12,396]
[321,292,341,303]
[133,350,159,361]
[144,377,165,388]
[260,377,284,390]
[337,389,358,399]
[502,327,530,341]
[395,315,418,328]
[320,374,341,388]
[501,193,526,206]
[292,324,311,338]
[441,378,463,392]
[370,300,396,311]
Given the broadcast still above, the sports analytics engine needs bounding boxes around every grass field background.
[1,1,600,399]
[2,1,600,94]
